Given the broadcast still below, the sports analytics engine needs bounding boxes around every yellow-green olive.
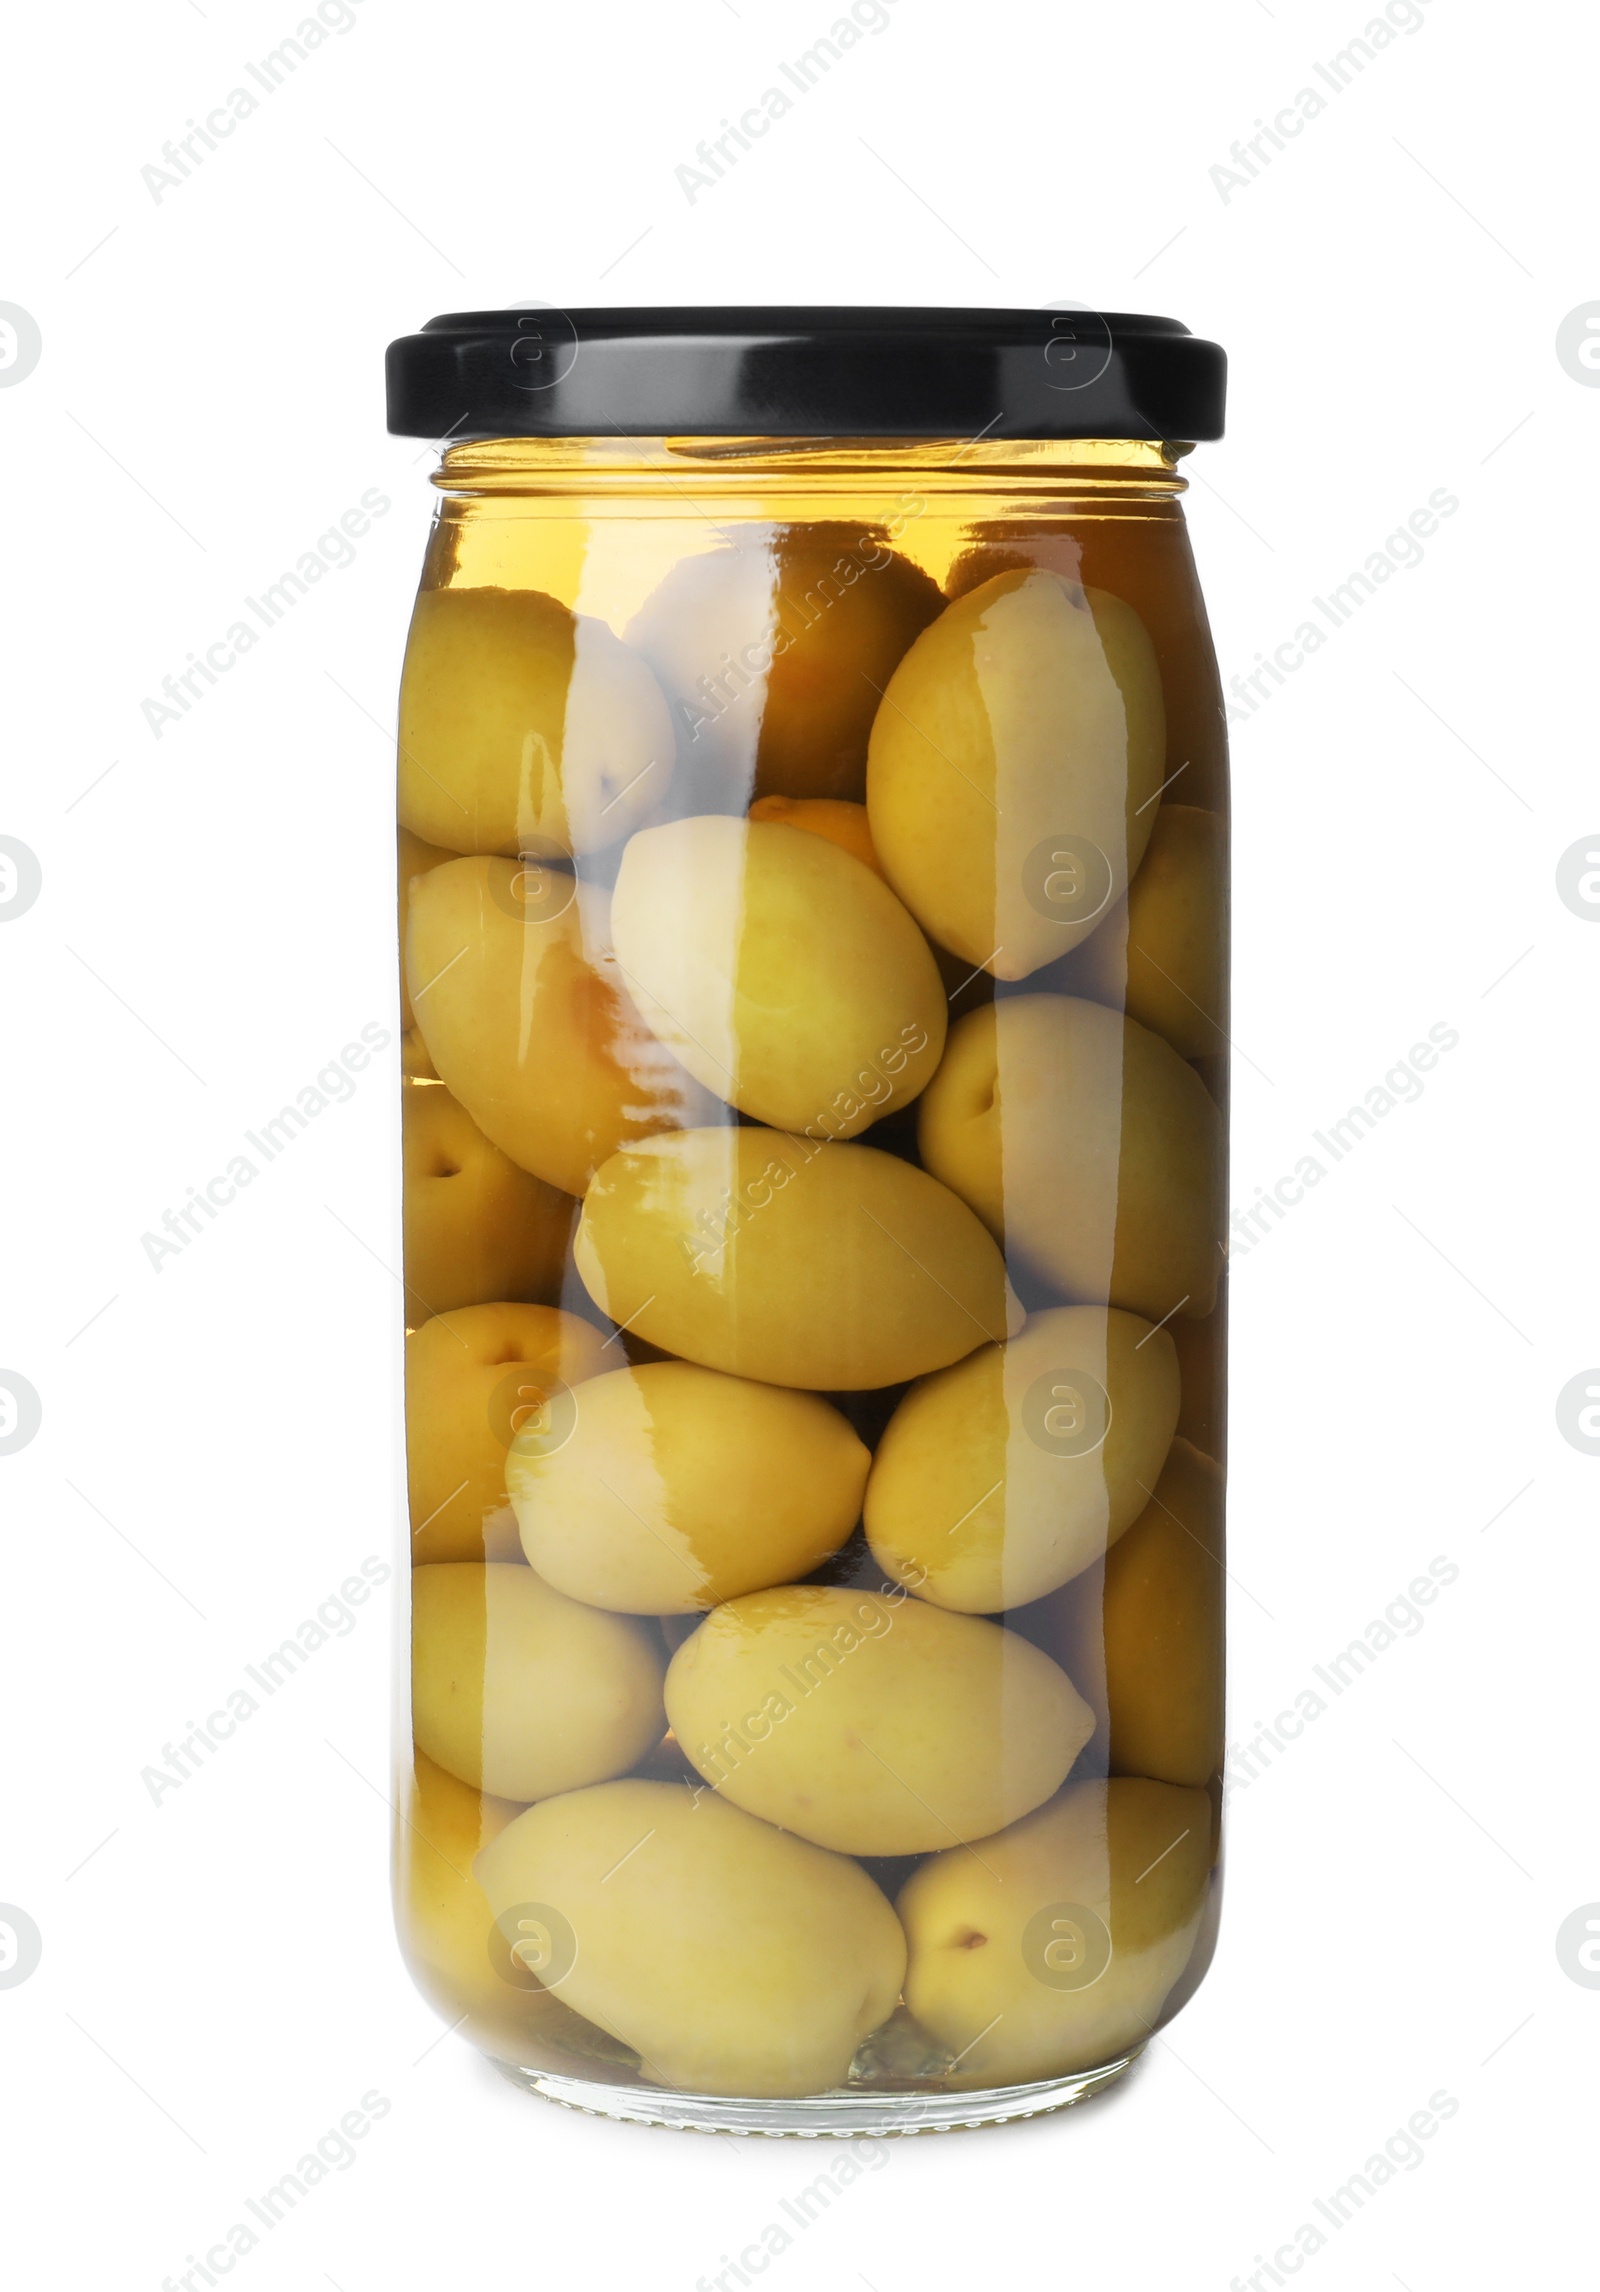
[665,1585,1093,1854]
[399,585,674,855]
[625,529,943,807]
[575,1125,1020,1389]
[406,858,718,1197]
[1054,806,1226,1060]
[899,1776,1212,2085]
[401,1083,576,1321]
[864,1306,1181,1611]
[474,1778,907,2096]
[411,1562,665,1801]
[406,1304,610,1565]
[918,993,1223,1322]
[509,1360,868,1611]
[610,815,946,1134]
[866,571,1165,978]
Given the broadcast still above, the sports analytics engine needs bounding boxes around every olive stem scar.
[413,1481,469,1538]
[1134,1296,1190,1346]
[947,2012,1005,2069]
[1133,1829,1191,1885]
[600,1830,657,1883]
[946,1479,1003,1535]
[1391,1739,1533,1879]
[598,757,659,815]
[857,1206,997,1340]
[1135,759,1191,812]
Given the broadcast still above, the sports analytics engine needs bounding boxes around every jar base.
[490,2048,1142,2136]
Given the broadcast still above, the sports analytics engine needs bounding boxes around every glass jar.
[385,309,1229,2135]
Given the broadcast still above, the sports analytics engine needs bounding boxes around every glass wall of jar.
[388,312,1228,2136]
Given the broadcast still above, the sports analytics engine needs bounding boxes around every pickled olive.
[474,1779,907,2098]
[400,1750,629,2066]
[1170,1306,1226,1458]
[411,1562,665,1802]
[918,993,1224,1322]
[574,1125,1021,1390]
[405,1304,610,1565]
[865,571,1166,979]
[509,1360,868,1611]
[1057,1438,1225,1789]
[664,1585,1094,1855]
[864,1306,1181,1613]
[898,1777,1212,2086]
[947,521,1230,815]
[744,793,976,999]
[401,1084,576,1321]
[625,528,943,808]
[398,586,674,856]
[398,827,455,1034]
[406,858,720,1197]
[610,815,946,1134]
[747,793,886,878]
[1052,805,1227,1060]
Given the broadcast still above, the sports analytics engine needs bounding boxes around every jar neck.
[432,436,1192,502]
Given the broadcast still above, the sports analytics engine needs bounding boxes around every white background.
[1,0,1594,2284]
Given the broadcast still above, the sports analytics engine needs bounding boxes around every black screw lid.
[385,307,1225,444]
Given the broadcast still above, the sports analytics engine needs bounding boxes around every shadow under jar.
[386,307,1230,2135]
